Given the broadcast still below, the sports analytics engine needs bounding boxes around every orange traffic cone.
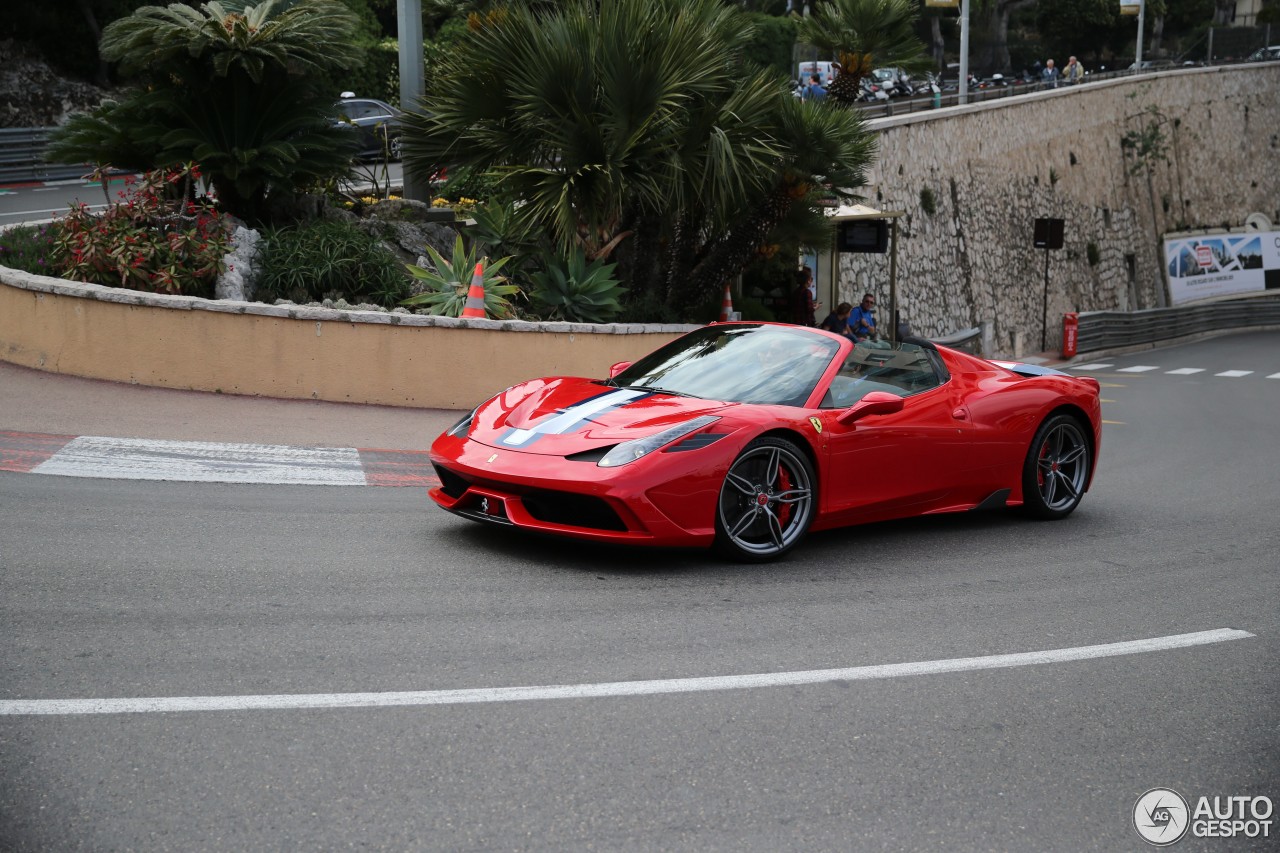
[718,282,734,322]
[461,261,486,318]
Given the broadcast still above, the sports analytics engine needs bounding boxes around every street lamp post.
[396,0,428,202]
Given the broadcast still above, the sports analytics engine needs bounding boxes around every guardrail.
[0,128,92,185]
[1075,295,1280,354]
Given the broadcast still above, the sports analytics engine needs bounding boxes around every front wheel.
[1021,414,1091,519]
[714,437,816,562]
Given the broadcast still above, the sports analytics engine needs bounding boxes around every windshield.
[610,324,841,407]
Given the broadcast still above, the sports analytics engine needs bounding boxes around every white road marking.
[1116,365,1160,373]
[1268,373,1280,379]
[0,628,1253,716]
[1215,370,1253,378]
[0,204,108,217]
[1165,368,1205,375]
[1070,363,1113,371]
[31,436,366,486]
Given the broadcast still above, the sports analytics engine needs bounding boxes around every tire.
[1020,413,1091,519]
[389,134,403,161]
[714,436,816,562]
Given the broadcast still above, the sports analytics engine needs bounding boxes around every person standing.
[802,74,827,101]
[848,293,879,340]
[790,267,818,326]
[1042,59,1059,89]
[1064,56,1084,85]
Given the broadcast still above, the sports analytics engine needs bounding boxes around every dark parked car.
[334,94,402,161]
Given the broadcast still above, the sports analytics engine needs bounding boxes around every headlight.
[597,415,721,468]
[445,406,479,437]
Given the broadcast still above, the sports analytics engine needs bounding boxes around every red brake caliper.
[775,465,794,526]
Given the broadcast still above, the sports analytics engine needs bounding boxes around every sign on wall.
[1164,231,1280,304]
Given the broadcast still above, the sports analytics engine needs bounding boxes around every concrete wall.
[0,271,692,410]
[843,63,1280,355]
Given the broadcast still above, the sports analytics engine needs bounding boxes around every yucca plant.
[528,250,627,323]
[401,235,519,319]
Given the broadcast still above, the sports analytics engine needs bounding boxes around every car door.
[816,343,976,521]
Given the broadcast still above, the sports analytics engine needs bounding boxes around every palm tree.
[793,0,930,104]
[49,0,362,223]
[402,0,878,317]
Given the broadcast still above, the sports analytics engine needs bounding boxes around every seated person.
[819,302,854,338]
[848,293,879,340]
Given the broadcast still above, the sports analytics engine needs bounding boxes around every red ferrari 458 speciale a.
[429,322,1102,561]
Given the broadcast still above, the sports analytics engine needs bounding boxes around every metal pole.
[396,0,429,202]
[958,0,971,105]
[889,218,899,343]
[1135,0,1146,68]
[1041,245,1050,352]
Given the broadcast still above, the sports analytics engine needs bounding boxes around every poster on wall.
[1163,231,1280,304]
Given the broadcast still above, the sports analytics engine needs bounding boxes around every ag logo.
[1134,788,1190,846]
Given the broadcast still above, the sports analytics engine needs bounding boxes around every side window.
[821,342,944,408]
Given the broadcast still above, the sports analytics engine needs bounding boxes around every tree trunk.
[75,0,110,87]
[982,0,1037,72]
[931,16,945,69]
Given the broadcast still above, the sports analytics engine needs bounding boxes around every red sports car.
[429,322,1102,561]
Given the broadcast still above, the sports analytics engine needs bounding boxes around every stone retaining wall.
[843,63,1280,355]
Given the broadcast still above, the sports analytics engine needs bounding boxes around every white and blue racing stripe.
[498,388,652,448]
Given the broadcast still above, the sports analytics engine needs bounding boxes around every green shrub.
[0,224,59,275]
[736,295,775,322]
[51,166,231,297]
[527,250,626,323]
[257,220,410,307]
[401,234,520,318]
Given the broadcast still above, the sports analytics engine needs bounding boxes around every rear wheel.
[1021,414,1091,519]
[714,437,816,562]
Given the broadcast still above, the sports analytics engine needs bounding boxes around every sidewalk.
[0,360,462,450]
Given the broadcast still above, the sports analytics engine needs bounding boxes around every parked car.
[1246,45,1280,62]
[428,323,1102,561]
[333,94,402,161]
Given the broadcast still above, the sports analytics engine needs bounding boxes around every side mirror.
[608,361,632,379]
[836,390,904,425]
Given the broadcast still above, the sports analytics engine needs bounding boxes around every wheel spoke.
[763,507,785,547]
[1037,457,1055,475]
[725,469,756,497]
[727,507,757,538]
[1058,473,1081,500]
[1042,471,1058,505]
[773,487,810,505]
[1059,444,1087,466]
[763,448,782,490]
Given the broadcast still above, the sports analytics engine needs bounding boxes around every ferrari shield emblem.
[809,416,823,434]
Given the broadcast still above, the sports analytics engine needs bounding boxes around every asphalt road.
[1,332,1278,851]
[0,164,406,228]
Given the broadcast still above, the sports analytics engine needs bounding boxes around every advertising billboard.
[1164,230,1280,304]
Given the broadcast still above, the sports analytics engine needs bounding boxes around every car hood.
[468,377,735,455]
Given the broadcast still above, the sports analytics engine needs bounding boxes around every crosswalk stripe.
[1070,363,1113,370]
[1165,368,1205,375]
[1116,365,1159,373]
[1215,370,1253,378]
[1268,373,1280,379]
